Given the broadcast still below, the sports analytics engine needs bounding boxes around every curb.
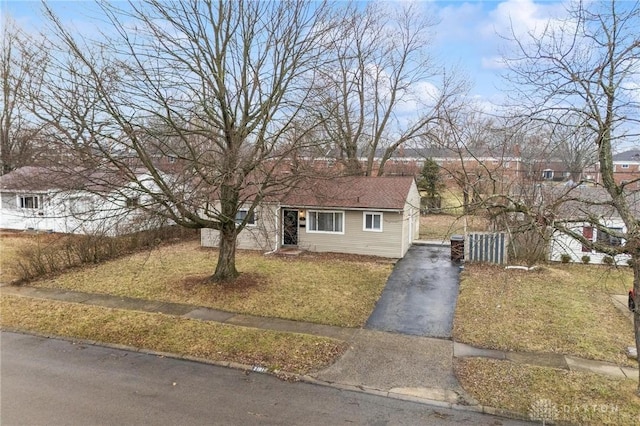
[2,328,533,423]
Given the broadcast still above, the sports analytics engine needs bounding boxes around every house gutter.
[279,204,402,213]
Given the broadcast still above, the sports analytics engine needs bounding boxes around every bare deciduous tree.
[310,2,463,176]
[503,0,640,390]
[1,19,48,174]
[37,0,331,282]
[548,114,598,182]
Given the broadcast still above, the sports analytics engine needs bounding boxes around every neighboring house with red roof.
[201,176,421,258]
[612,149,640,189]
[0,166,160,235]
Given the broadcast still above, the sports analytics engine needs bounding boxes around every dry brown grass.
[454,263,635,366]
[0,231,62,283]
[419,214,489,241]
[1,294,347,374]
[27,241,392,327]
[455,358,640,425]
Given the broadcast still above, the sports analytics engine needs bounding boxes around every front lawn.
[23,241,392,328]
[454,264,639,423]
[454,263,634,366]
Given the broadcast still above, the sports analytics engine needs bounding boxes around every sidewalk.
[2,284,638,408]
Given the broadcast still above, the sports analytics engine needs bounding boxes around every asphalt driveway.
[365,244,461,338]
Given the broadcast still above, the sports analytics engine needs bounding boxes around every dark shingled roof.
[612,149,640,162]
[280,176,415,210]
[0,166,136,193]
[546,185,640,219]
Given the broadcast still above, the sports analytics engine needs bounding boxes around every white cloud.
[481,56,508,70]
[435,1,485,42]
[483,0,569,39]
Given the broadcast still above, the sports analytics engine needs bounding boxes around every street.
[0,332,528,425]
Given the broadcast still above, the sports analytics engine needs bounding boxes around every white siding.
[0,190,152,235]
[549,220,631,265]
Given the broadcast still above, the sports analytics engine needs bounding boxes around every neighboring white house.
[549,218,631,265]
[202,176,421,258]
[0,166,161,235]
[548,187,636,265]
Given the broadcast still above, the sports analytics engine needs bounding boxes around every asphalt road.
[0,332,529,426]
[366,245,461,337]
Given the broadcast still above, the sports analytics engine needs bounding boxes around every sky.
[1,0,569,106]
[6,0,638,152]
[431,0,567,103]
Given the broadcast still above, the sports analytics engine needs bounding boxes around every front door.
[282,209,298,246]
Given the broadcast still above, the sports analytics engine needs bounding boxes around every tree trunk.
[212,223,239,282]
[462,184,470,215]
[345,156,363,176]
[633,256,640,395]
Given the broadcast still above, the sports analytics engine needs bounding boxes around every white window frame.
[18,194,42,210]
[363,211,383,232]
[542,169,554,180]
[235,209,256,226]
[307,210,344,234]
[596,226,624,247]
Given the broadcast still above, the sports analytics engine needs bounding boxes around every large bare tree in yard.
[504,0,640,391]
[37,0,330,282]
[1,19,48,174]
[310,2,462,176]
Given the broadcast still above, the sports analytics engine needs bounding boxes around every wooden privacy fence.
[466,232,508,265]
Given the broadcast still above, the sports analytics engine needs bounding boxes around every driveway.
[365,244,461,338]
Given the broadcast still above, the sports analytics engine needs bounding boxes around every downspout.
[264,204,280,255]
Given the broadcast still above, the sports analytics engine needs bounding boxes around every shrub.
[602,256,614,266]
[15,226,198,282]
[581,255,591,264]
[628,259,635,268]
[509,229,549,266]
[560,254,572,264]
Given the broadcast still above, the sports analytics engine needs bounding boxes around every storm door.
[282,209,299,246]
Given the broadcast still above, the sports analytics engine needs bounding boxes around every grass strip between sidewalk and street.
[455,358,640,425]
[1,294,347,375]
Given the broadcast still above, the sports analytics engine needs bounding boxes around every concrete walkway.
[3,285,636,385]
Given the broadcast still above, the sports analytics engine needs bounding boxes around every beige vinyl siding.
[201,204,278,251]
[401,180,421,255]
[299,209,405,258]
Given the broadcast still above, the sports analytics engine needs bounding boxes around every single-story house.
[549,218,632,265]
[0,166,161,235]
[201,176,421,258]
[548,187,637,265]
